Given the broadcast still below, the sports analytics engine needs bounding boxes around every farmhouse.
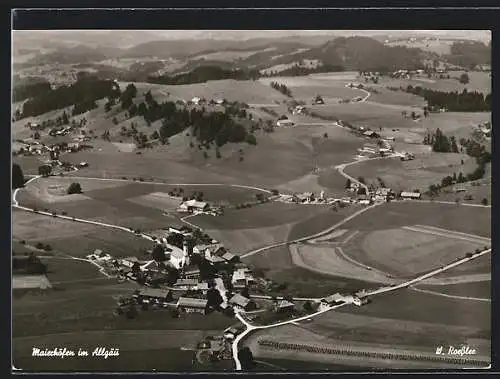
[178,200,209,213]
[134,288,173,303]
[221,252,238,263]
[231,269,255,289]
[191,97,202,105]
[174,278,199,290]
[322,293,344,305]
[86,249,112,262]
[177,297,208,314]
[276,119,295,127]
[228,294,256,312]
[183,269,201,279]
[168,227,193,237]
[400,191,422,200]
[193,243,225,258]
[294,192,314,203]
[274,299,295,313]
[206,255,226,265]
[167,244,189,270]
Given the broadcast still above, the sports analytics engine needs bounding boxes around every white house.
[178,199,209,213]
[276,119,295,127]
[168,242,189,269]
[86,249,112,262]
[231,269,254,289]
[400,191,421,200]
[191,97,201,105]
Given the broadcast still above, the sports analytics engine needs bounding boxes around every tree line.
[117,87,257,149]
[13,81,52,103]
[262,63,345,77]
[19,77,121,118]
[404,85,491,112]
[147,65,260,85]
[423,128,459,153]
[270,81,292,97]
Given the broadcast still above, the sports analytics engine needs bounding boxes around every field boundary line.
[401,226,489,244]
[410,285,490,302]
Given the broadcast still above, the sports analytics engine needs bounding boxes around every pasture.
[12,210,154,258]
[337,288,490,332]
[381,71,491,94]
[350,227,484,277]
[296,306,490,358]
[339,201,490,237]
[416,280,490,299]
[343,153,477,192]
[118,79,290,105]
[192,201,329,230]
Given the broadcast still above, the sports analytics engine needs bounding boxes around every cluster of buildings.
[475,121,491,138]
[390,69,427,79]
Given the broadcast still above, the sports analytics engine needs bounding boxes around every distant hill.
[266,36,426,72]
[445,41,491,69]
[20,45,123,67]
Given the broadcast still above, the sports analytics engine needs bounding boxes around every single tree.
[481,198,488,206]
[345,179,351,189]
[38,165,52,177]
[459,73,470,85]
[152,244,166,262]
[67,182,82,194]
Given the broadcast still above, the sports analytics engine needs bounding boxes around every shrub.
[20,240,26,245]
[44,244,52,251]
[67,182,82,194]
[35,242,44,249]
[481,198,488,205]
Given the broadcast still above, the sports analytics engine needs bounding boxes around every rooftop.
[229,293,251,308]
[177,297,208,308]
[139,288,171,298]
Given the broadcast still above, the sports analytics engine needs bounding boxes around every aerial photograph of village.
[11,29,491,372]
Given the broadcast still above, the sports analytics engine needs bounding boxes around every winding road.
[12,171,491,371]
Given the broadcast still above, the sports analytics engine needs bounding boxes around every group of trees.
[67,182,82,194]
[270,81,292,97]
[20,77,120,118]
[147,66,260,86]
[423,128,459,153]
[404,85,491,112]
[13,81,52,102]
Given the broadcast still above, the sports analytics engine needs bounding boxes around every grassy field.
[348,227,484,277]
[119,79,290,105]
[431,253,491,279]
[13,209,155,258]
[339,201,491,238]
[192,202,329,230]
[338,288,490,331]
[416,280,491,299]
[381,71,491,94]
[344,153,477,192]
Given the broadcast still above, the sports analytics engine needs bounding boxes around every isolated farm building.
[322,293,344,305]
[13,275,53,290]
[276,119,295,127]
[274,299,295,313]
[177,297,209,314]
[135,288,172,303]
[228,293,256,312]
[179,200,209,213]
[400,191,421,200]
